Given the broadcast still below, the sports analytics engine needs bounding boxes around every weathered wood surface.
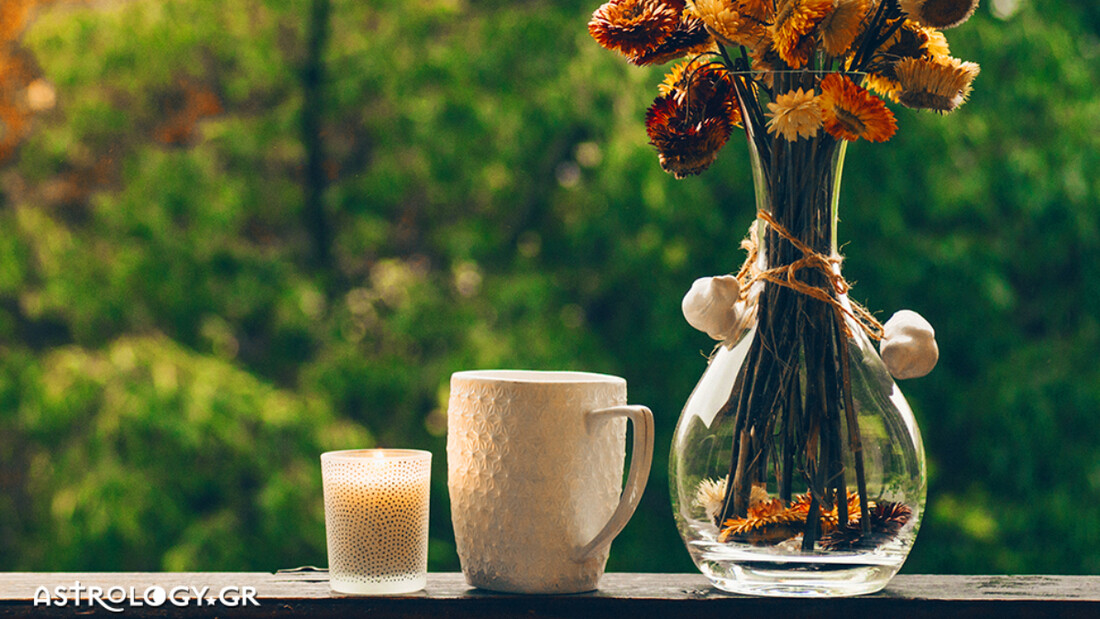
[2,572,1098,618]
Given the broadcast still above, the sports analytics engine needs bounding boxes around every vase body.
[669,104,926,597]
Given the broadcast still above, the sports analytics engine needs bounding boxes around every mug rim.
[451,369,626,385]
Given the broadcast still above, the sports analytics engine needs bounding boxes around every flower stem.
[837,314,872,532]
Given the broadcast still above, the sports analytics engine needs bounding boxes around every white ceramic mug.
[446,370,654,594]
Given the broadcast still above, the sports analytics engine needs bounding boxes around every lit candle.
[321,449,432,595]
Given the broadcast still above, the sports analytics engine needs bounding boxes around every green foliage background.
[1,0,1099,574]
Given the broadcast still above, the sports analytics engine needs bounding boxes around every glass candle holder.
[321,449,432,595]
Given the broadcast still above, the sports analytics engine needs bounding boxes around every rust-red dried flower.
[630,11,715,66]
[645,64,740,178]
[589,0,682,59]
[820,501,913,550]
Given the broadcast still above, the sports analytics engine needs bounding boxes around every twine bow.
[743,210,884,342]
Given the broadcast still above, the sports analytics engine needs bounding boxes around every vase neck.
[747,136,847,262]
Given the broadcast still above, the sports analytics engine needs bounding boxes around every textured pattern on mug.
[447,378,626,593]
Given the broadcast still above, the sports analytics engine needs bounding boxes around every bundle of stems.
[715,68,872,551]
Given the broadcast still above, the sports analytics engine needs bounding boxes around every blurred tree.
[1,336,367,570]
[0,0,54,162]
[0,0,1097,575]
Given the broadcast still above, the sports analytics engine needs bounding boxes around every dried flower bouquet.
[589,0,980,557]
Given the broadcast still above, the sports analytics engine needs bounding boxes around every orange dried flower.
[718,496,805,544]
[718,490,870,545]
[786,490,867,532]
[895,56,980,113]
[818,0,869,57]
[819,73,897,142]
[766,87,823,141]
[693,0,770,50]
[866,19,949,102]
[738,0,774,21]
[589,0,682,59]
[660,58,701,97]
[660,60,743,124]
[865,73,902,102]
[771,0,835,69]
[922,27,951,59]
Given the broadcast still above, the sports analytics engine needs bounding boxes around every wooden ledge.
[2,572,1098,617]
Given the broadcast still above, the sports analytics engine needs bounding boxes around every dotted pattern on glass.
[322,450,431,586]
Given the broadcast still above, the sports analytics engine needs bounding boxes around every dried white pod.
[692,477,770,526]
[682,275,742,341]
[879,310,939,379]
[693,477,727,526]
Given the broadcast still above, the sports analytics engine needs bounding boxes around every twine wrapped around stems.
[740,209,884,342]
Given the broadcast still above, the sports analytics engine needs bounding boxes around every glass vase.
[669,79,926,597]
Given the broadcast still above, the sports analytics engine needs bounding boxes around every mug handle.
[573,404,654,562]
